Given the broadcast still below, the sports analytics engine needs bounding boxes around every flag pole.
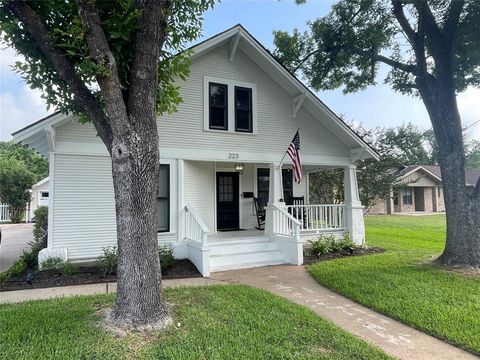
[278,128,300,203]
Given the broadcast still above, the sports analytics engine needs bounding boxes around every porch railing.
[269,204,301,241]
[183,204,209,247]
[285,204,346,232]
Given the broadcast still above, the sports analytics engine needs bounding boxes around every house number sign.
[228,152,239,159]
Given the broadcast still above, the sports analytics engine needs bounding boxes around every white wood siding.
[52,154,178,260]
[183,161,215,234]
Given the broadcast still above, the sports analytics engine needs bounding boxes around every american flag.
[286,130,302,183]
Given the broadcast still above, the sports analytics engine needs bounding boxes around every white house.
[12,25,377,276]
[29,177,49,219]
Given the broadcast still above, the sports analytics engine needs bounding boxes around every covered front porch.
[178,160,364,276]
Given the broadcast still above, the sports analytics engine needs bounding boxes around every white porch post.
[344,165,365,245]
[265,163,285,236]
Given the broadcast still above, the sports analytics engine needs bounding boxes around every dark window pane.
[210,107,227,128]
[157,164,169,232]
[210,83,226,107]
[235,86,252,132]
[256,168,293,207]
[236,110,251,132]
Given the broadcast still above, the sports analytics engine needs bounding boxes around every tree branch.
[6,0,113,151]
[128,0,171,122]
[443,0,465,45]
[76,0,129,138]
[391,0,417,46]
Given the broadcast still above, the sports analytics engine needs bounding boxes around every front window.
[157,164,170,232]
[235,86,252,133]
[256,168,293,208]
[403,188,413,205]
[209,83,228,130]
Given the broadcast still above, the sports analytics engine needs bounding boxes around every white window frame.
[203,76,257,135]
[159,159,177,235]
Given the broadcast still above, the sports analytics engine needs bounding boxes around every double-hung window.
[403,187,413,205]
[205,77,256,134]
[157,164,170,232]
[235,86,253,133]
[209,83,228,130]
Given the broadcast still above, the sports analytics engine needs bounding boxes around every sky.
[1,0,479,141]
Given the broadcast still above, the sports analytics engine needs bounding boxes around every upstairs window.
[209,83,228,130]
[235,86,253,133]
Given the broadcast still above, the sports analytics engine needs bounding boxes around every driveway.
[0,223,33,272]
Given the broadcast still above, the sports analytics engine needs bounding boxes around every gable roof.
[397,165,480,187]
[12,24,378,160]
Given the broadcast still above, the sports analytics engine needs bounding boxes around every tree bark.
[418,80,480,267]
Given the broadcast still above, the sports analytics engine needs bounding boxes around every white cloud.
[0,86,52,140]
[457,86,480,140]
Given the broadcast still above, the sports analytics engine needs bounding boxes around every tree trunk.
[108,121,170,326]
[419,81,480,267]
[9,206,25,223]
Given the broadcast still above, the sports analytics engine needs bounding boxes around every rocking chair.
[253,197,266,230]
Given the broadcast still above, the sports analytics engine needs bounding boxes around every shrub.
[20,249,38,269]
[61,262,76,276]
[98,246,117,276]
[41,257,65,271]
[31,206,48,250]
[8,259,27,277]
[159,245,174,272]
[307,233,357,258]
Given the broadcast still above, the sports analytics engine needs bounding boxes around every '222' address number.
[228,153,239,159]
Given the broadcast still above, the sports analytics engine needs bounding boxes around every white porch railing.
[0,203,31,222]
[285,204,346,232]
[269,204,302,240]
[183,204,209,247]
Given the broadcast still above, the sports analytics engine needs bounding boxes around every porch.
[178,161,364,276]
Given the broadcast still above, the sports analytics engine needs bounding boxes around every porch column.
[265,163,285,236]
[343,165,365,245]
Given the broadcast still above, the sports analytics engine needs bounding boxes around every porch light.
[235,162,245,174]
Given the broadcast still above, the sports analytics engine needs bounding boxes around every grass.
[308,214,480,355]
[0,285,391,359]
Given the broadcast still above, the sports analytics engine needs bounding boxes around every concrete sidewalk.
[211,265,477,360]
[0,277,219,304]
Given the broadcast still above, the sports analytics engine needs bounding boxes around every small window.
[403,188,413,205]
[256,168,293,208]
[157,164,170,232]
[209,83,228,130]
[40,192,49,198]
[235,86,252,133]
[438,187,441,197]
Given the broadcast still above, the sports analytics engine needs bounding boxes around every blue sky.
[1,0,479,140]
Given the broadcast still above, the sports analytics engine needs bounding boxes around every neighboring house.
[12,25,377,276]
[29,177,49,219]
[369,165,480,214]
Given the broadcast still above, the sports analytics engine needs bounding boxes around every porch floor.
[209,229,265,242]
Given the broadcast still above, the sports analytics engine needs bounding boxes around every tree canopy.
[0,142,48,181]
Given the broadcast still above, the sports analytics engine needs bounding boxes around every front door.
[216,172,240,230]
[414,188,425,211]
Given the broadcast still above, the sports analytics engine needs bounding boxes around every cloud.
[457,87,480,140]
[0,86,52,140]
[0,47,53,140]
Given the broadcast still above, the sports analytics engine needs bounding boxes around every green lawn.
[0,285,391,359]
[308,214,480,355]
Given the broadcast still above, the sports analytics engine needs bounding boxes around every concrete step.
[209,240,278,256]
[210,249,284,268]
[210,259,285,273]
[209,236,270,246]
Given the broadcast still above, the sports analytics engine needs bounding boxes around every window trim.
[203,76,257,135]
[234,86,253,133]
[208,82,228,131]
[255,167,294,206]
[157,159,177,236]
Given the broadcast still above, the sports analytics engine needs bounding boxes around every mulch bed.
[304,246,386,265]
[0,259,201,292]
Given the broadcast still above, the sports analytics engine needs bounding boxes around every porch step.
[209,237,285,273]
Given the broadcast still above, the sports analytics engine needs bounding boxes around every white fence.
[285,204,346,232]
[0,203,31,223]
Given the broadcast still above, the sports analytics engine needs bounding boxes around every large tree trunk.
[108,120,169,326]
[419,79,480,267]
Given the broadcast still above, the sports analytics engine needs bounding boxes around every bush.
[61,262,76,276]
[98,246,117,276]
[0,259,27,284]
[159,245,174,272]
[31,206,48,250]
[307,233,357,258]
[41,257,65,271]
[20,249,38,269]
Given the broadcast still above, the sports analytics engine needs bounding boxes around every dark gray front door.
[216,172,239,230]
[414,188,425,211]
